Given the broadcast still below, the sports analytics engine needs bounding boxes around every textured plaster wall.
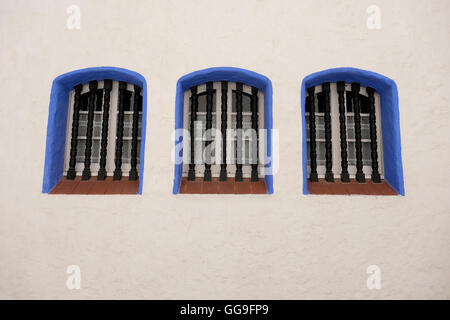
[0,0,449,299]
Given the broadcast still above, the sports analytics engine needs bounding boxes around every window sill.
[49,176,139,195]
[307,179,398,195]
[179,177,267,194]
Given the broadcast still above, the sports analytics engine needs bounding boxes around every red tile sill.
[179,178,267,194]
[49,176,139,195]
[307,179,398,195]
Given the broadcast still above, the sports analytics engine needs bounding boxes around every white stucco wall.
[0,0,449,299]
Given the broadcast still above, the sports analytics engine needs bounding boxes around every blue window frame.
[42,66,148,194]
[301,67,405,195]
[172,67,274,194]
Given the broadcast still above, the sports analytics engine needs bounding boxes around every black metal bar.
[235,82,243,181]
[203,82,214,181]
[307,86,318,182]
[219,81,228,181]
[113,81,127,181]
[323,82,334,182]
[250,86,259,182]
[81,80,98,180]
[97,80,112,180]
[67,84,83,180]
[351,82,365,183]
[129,85,141,181]
[187,86,198,181]
[337,81,350,182]
[366,86,381,183]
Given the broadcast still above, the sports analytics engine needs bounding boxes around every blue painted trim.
[301,67,405,195]
[42,66,148,194]
[172,67,274,194]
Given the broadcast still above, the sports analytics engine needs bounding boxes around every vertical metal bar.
[187,86,198,181]
[307,86,318,182]
[81,80,98,180]
[366,86,381,183]
[113,81,127,181]
[351,82,365,183]
[67,84,83,180]
[250,86,259,182]
[219,81,228,181]
[97,79,112,180]
[235,82,244,181]
[129,85,141,181]
[204,82,213,181]
[337,81,350,182]
[323,82,334,182]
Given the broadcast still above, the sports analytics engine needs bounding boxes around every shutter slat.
[251,86,259,182]
[81,80,98,180]
[204,82,214,181]
[367,86,381,183]
[97,79,112,180]
[235,82,244,181]
[337,81,350,182]
[307,86,318,182]
[219,81,228,181]
[187,86,198,181]
[113,81,127,181]
[129,85,141,181]
[67,83,83,180]
[351,82,366,183]
[323,82,334,182]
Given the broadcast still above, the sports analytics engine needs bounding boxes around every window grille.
[183,81,263,182]
[64,80,143,181]
[305,81,383,183]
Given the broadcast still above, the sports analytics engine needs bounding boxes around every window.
[173,67,274,194]
[301,68,405,195]
[183,81,264,180]
[42,67,147,194]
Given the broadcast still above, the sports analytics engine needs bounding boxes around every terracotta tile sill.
[307,179,398,195]
[49,176,139,195]
[179,177,267,194]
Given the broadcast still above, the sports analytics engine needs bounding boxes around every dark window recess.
[138,95,143,112]
[317,91,326,113]
[232,91,251,112]
[360,94,370,113]
[307,81,382,185]
[346,91,370,113]
[80,92,89,111]
[345,91,352,112]
[66,80,143,183]
[95,89,103,111]
[305,96,311,113]
[196,90,217,112]
[80,89,104,112]
[187,83,261,186]
[123,90,133,111]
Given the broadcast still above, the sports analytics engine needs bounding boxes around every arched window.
[42,67,147,194]
[301,68,404,195]
[173,67,273,194]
